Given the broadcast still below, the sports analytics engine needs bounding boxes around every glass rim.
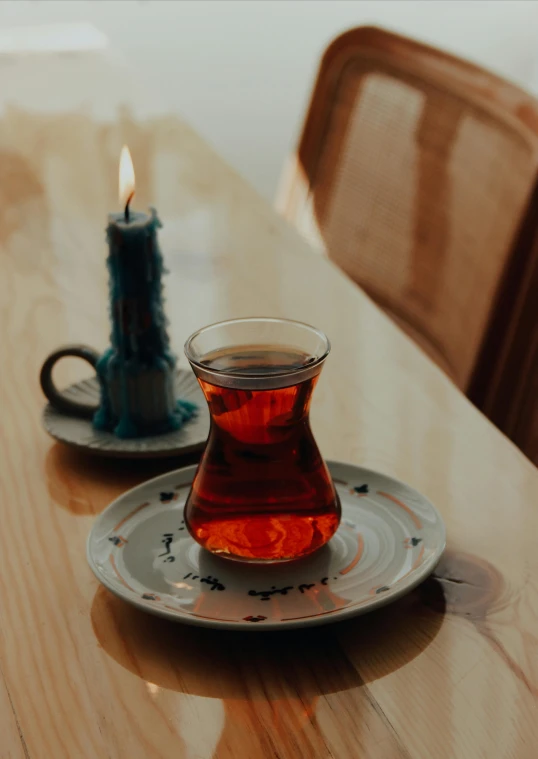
[184,317,330,386]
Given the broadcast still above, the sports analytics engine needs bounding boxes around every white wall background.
[0,0,537,200]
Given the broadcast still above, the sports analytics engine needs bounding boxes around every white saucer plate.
[87,461,446,630]
[42,370,209,458]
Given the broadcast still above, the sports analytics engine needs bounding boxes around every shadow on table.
[45,442,200,515]
[92,578,445,695]
[91,575,446,753]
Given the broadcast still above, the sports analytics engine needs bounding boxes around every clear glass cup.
[184,317,341,563]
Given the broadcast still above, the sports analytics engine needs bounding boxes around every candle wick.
[124,192,134,223]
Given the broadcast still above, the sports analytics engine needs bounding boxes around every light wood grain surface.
[0,106,537,759]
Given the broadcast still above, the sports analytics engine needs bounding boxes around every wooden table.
[0,108,537,759]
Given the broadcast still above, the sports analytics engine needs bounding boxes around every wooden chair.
[473,181,538,463]
[278,26,538,397]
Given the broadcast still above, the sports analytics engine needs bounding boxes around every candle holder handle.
[40,345,100,419]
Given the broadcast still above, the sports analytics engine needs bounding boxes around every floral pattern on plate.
[87,461,445,630]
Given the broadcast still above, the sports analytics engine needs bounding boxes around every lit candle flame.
[119,145,135,215]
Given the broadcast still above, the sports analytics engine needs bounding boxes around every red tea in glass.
[184,318,341,562]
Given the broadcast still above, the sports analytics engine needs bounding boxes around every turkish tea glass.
[184,317,341,563]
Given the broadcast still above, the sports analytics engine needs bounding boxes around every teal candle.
[93,147,196,438]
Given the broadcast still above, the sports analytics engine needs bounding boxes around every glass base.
[187,496,341,563]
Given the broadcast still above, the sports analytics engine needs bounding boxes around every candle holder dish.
[40,362,209,459]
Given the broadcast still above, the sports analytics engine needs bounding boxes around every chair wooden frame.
[278,27,538,461]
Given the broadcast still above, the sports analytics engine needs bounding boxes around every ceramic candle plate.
[87,461,446,629]
[42,370,209,458]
